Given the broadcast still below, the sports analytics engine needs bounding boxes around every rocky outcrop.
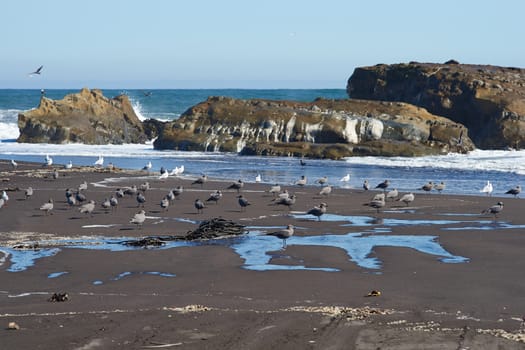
[347,62,525,149]
[154,96,473,159]
[18,88,147,144]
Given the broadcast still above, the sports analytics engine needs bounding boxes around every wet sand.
[1,159,525,349]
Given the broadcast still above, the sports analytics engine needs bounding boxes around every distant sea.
[0,88,524,196]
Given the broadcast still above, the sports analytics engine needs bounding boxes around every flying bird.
[29,65,43,76]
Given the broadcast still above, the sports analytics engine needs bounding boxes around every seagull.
[340,173,350,183]
[268,184,281,197]
[306,203,327,221]
[194,199,205,214]
[159,171,169,181]
[255,174,262,183]
[206,190,223,204]
[172,186,183,199]
[375,179,389,191]
[192,174,208,187]
[170,165,185,176]
[372,192,385,201]
[480,181,493,196]
[109,195,118,211]
[67,195,76,207]
[300,158,306,166]
[139,182,150,192]
[397,193,415,206]
[78,181,88,192]
[94,155,104,167]
[0,198,4,209]
[237,195,251,212]
[482,201,504,219]
[316,176,328,186]
[136,193,146,207]
[319,185,332,196]
[160,197,169,211]
[64,161,73,169]
[386,188,399,201]
[115,188,125,198]
[420,181,434,193]
[274,194,296,210]
[25,187,34,200]
[227,179,244,193]
[29,65,43,76]
[505,185,521,198]
[10,159,17,170]
[130,210,146,228]
[44,154,53,167]
[363,180,370,191]
[101,198,111,212]
[364,196,386,213]
[143,161,152,172]
[52,169,59,180]
[123,185,138,196]
[39,198,54,215]
[295,175,307,186]
[266,224,295,248]
[434,182,446,194]
[79,200,96,217]
[75,191,86,204]
[1,190,9,202]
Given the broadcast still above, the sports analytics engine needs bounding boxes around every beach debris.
[365,290,382,297]
[184,218,246,240]
[163,304,212,313]
[142,342,183,348]
[7,322,20,330]
[48,292,69,302]
[286,305,392,320]
[122,237,165,248]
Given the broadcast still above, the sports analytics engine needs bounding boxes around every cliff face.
[154,96,473,159]
[18,88,147,144]
[347,62,525,149]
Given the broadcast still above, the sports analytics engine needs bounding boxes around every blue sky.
[2,0,524,89]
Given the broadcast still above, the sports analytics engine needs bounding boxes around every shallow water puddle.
[291,213,493,227]
[0,229,467,272]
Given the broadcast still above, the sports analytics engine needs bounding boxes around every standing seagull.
[386,188,399,201]
[40,198,54,215]
[364,196,386,213]
[194,199,205,214]
[237,195,251,212]
[375,179,390,192]
[505,185,521,198]
[397,193,415,206]
[363,180,370,191]
[420,181,434,193]
[434,182,446,194]
[306,203,327,221]
[109,195,118,211]
[206,190,223,205]
[340,173,350,183]
[44,154,53,167]
[266,224,295,248]
[319,185,332,196]
[255,174,262,183]
[25,187,34,200]
[480,181,493,196]
[295,175,307,186]
[130,210,146,228]
[482,201,504,219]
[227,179,244,193]
[94,155,104,167]
[29,65,43,76]
[192,175,208,188]
[79,200,96,217]
[10,159,17,170]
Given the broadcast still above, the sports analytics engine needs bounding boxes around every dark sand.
[1,159,525,349]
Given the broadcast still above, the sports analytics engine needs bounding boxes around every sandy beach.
[1,159,525,349]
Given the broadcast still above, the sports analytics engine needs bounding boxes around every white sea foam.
[0,109,22,140]
[344,149,525,175]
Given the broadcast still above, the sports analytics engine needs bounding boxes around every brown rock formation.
[18,88,147,144]
[347,62,525,149]
[154,96,473,159]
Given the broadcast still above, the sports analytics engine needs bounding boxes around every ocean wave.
[0,122,20,140]
[344,150,525,175]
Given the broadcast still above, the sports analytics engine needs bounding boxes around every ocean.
[0,89,524,196]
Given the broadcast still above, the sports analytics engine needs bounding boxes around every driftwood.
[183,218,246,241]
[48,292,69,302]
[120,218,246,248]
